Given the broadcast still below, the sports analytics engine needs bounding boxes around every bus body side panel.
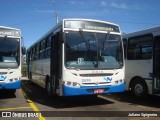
[31,59,50,89]
[125,60,153,91]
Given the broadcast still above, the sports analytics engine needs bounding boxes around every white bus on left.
[0,26,25,94]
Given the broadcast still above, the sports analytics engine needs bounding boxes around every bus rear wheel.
[131,80,148,98]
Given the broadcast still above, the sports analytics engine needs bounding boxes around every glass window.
[36,43,40,53]
[127,34,153,60]
[40,40,46,51]
[0,37,20,68]
[65,31,123,69]
[46,37,51,48]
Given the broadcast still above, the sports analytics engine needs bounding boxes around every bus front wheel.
[131,80,148,98]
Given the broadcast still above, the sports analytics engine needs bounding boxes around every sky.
[0,0,160,49]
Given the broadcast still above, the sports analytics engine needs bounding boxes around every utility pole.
[55,12,58,24]
[52,0,58,24]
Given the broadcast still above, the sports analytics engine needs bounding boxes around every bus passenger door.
[51,32,62,93]
[153,36,160,94]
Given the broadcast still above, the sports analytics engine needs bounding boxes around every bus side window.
[36,43,40,60]
[127,34,153,60]
[40,39,46,59]
[45,36,51,59]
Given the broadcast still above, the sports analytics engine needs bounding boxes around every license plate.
[94,89,104,94]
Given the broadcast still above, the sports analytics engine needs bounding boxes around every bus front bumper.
[0,80,21,89]
[63,83,125,96]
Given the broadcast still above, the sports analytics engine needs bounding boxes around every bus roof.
[0,26,20,31]
[63,18,120,26]
[0,26,21,37]
[123,26,160,38]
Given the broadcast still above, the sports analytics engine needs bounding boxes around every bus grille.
[82,82,110,85]
[80,73,113,77]
[0,72,7,75]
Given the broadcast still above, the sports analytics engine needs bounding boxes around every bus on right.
[123,26,160,97]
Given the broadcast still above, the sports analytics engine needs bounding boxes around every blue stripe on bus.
[63,83,125,96]
[0,80,21,89]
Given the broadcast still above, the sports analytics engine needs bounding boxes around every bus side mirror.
[22,46,26,55]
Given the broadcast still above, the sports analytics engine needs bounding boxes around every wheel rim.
[134,84,143,96]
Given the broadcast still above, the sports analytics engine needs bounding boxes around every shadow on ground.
[21,80,114,109]
[105,91,160,109]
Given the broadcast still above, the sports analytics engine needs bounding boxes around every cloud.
[69,1,85,5]
[69,1,76,5]
[111,2,142,10]
[101,1,107,6]
[111,3,128,9]
[100,1,142,10]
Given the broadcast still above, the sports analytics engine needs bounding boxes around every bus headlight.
[115,79,123,84]
[63,81,81,88]
[67,81,72,86]
[119,79,123,83]
[73,82,80,88]
[9,79,14,82]
[14,78,19,81]
[9,78,19,82]
[115,81,118,84]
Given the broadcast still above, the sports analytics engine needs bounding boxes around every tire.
[131,80,148,98]
[45,77,52,97]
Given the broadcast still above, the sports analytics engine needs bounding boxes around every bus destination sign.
[64,20,120,32]
[0,28,20,37]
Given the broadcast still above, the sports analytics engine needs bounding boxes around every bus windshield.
[65,31,123,69]
[0,37,20,68]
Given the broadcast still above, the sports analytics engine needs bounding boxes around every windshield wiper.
[103,32,110,51]
[79,29,90,50]
[79,29,98,67]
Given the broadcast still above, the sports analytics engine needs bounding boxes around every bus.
[27,18,125,96]
[123,26,160,97]
[0,26,25,94]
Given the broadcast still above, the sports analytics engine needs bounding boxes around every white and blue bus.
[0,26,25,94]
[123,26,160,97]
[27,18,125,96]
